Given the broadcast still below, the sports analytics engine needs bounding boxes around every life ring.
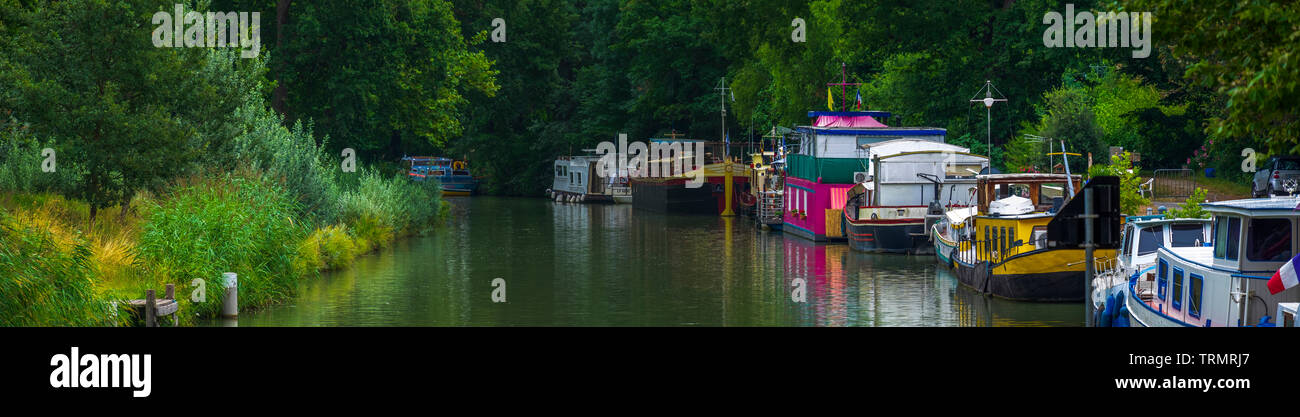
[452,161,466,170]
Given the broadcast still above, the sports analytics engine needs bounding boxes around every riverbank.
[0,171,449,326]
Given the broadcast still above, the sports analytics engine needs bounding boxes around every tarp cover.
[945,206,978,223]
[814,115,889,128]
[988,195,1034,216]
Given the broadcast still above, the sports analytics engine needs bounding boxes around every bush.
[337,169,442,242]
[0,119,78,194]
[135,173,307,318]
[1165,187,1210,219]
[231,107,341,223]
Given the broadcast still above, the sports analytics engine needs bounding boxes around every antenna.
[969,80,1007,160]
[826,63,863,112]
[715,77,731,160]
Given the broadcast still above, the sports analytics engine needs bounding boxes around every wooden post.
[144,289,157,328]
[165,284,177,327]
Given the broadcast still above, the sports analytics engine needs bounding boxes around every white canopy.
[989,195,1034,216]
[945,206,978,223]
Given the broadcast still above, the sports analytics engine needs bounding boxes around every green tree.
[1087,151,1150,215]
[1,1,256,223]
[274,0,498,158]
[1128,0,1300,155]
[1028,87,1107,174]
[1165,187,1209,219]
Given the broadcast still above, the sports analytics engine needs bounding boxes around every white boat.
[841,141,989,254]
[1091,215,1211,326]
[550,155,619,203]
[1125,198,1300,327]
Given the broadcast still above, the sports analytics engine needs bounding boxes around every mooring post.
[1084,186,1096,327]
[165,283,177,327]
[222,272,238,318]
[144,289,157,328]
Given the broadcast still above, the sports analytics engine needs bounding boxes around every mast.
[825,63,862,112]
[969,80,1007,160]
[715,77,731,161]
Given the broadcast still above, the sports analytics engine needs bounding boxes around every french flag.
[1268,253,1300,294]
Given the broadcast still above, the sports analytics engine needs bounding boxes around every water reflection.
[235,197,1082,327]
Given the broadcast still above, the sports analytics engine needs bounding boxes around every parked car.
[1252,156,1300,197]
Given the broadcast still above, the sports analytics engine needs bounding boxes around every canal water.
[238,197,1083,326]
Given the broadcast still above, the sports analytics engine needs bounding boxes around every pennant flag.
[855,89,863,110]
[827,87,834,111]
[1267,253,1300,294]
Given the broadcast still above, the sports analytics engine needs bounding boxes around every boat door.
[588,160,606,194]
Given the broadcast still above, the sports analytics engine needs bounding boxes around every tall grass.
[135,172,308,319]
[0,209,121,326]
[338,168,444,241]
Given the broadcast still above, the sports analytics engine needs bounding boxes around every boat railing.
[757,190,784,225]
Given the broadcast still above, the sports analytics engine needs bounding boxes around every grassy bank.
[0,171,447,326]
[0,106,449,326]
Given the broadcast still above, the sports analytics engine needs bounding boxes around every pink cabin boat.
[782,111,948,242]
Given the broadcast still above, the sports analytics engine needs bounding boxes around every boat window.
[1157,259,1168,300]
[1214,217,1242,260]
[1031,226,1047,249]
[1246,218,1293,262]
[1171,268,1184,311]
[984,226,990,256]
[1121,225,1133,257]
[1137,225,1163,256]
[1007,184,1031,198]
[1226,217,1241,260]
[1188,274,1203,319]
[1170,223,1205,247]
[945,163,984,179]
[1038,183,1065,205]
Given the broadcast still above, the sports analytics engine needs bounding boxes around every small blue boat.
[403,156,479,196]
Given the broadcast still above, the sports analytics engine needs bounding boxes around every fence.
[1152,169,1195,200]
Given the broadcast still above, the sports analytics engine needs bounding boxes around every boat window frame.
[1031,226,1048,249]
[1213,216,1242,261]
[984,225,991,258]
[1188,273,1203,319]
[1169,223,1205,247]
[1246,217,1293,262]
[1122,224,1135,259]
[1157,258,1168,301]
[1136,225,1164,257]
[1000,226,1007,256]
[1037,183,1066,206]
[1171,267,1184,311]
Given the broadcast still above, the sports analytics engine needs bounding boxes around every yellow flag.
[827,87,834,111]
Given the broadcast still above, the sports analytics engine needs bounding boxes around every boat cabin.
[552,155,611,201]
[975,173,1083,214]
[1130,198,1300,327]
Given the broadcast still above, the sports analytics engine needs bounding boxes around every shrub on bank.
[134,173,308,319]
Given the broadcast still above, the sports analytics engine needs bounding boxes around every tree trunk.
[88,205,97,233]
